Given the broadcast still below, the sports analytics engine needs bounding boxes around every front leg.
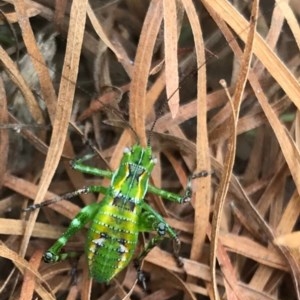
[147,170,209,203]
[70,154,112,179]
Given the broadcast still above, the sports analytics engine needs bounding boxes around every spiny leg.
[134,232,179,291]
[140,171,210,264]
[23,185,109,211]
[44,201,101,263]
[42,184,110,262]
[23,153,112,212]
[70,258,80,285]
[134,202,183,289]
[148,170,210,203]
[138,202,182,264]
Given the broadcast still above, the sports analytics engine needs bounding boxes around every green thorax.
[111,144,156,205]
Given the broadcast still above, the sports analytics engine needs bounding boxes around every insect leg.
[138,202,181,263]
[148,170,209,203]
[134,202,183,288]
[70,155,112,178]
[23,185,109,211]
[43,201,101,263]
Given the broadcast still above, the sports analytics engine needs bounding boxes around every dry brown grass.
[0,0,300,299]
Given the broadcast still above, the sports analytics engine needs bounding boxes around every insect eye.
[123,147,131,153]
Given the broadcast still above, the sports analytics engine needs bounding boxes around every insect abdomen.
[86,200,139,282]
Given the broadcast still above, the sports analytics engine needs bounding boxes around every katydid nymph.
[25,117,207,289]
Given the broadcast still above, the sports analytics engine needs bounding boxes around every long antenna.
[146,57,211,147]
[146,9,259,147]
